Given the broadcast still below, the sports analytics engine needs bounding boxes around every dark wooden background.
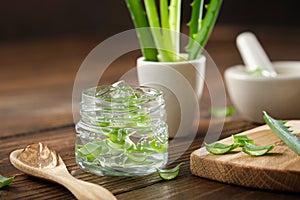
[0,1,300,199]
[1,0,299,41]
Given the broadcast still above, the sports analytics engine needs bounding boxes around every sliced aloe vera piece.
[0,175,14,189]
[106,139,125,153]
[124,137,136,150]
[126,152,147,163]
[149,140,168,153]
[205,142,238,155]
[242,142,274,156]
[263,111,300,155]
[77,139,109,162]
[157,162,184,181]
[232,135,254,147]
[211,106,236,118]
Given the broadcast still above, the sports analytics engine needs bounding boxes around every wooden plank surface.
[1,26,300,199]
[3,122,299,199]
[191,121,300,192]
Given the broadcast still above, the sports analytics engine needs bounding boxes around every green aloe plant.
[125,0,222,62]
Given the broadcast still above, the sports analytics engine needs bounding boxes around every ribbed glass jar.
[75,81,168,176]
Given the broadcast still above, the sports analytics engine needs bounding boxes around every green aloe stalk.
[125,0,158,61]
[186,0,204,52]
[187,0,222,60]
[169,0,182,60]
[160,0,177,61]
[144,0,173,62]
[160,0,169,30]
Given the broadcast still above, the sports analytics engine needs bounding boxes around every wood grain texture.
[10,150,116,200]
[191,121,300,192]
[2,123,299,199]
[1,26,300,199]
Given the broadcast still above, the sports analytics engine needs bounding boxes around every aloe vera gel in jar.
[75,81,168,176]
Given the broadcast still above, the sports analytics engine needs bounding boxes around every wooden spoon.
[10,149,116,200]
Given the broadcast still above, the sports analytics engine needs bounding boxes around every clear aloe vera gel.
[75,81,168,176]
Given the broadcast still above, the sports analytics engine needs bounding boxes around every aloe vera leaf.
[169,0,182,60]
[263,111,300,155]
[77,140,109,161]
[144,0,160,28]
[186,0,204,51]
[232,135,254,147]
[0,175,14,189]
[160,0,177,61]
[157,162,184,180]
[144,0,173,62]
[160,0,169,30]
[149,140,168,153]
[126,152,147,163]
[125,0,158,61]
[211,106,236,118]
[205,142,237,155]
[124,137,137,150]
[242,142,274,156]
[187,0,222,60]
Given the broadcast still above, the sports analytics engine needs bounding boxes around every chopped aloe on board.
[205,135,274,156]
[263,111,300,155]
[242,142,274,156]
[232,135,254,147]
[205,142,238,155]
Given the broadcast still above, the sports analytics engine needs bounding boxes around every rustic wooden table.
[1,26,299,199]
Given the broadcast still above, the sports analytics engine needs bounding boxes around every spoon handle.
[236,32,277,77]
[57,170,116,200]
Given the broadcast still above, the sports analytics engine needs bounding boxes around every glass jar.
[75,81,168,176]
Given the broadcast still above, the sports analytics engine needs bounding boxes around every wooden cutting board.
[190,120,300,192]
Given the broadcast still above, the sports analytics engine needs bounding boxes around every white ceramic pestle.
[236,32,277,77]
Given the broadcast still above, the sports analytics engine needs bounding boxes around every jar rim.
[81,85,164,105]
